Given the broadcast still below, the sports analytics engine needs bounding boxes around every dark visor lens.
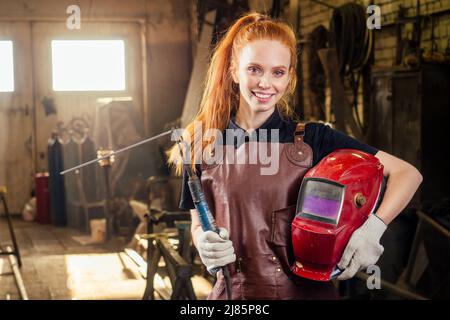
[300,180,343,222]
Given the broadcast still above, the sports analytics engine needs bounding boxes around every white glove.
[196,227,236,273]
[337,214,387,280]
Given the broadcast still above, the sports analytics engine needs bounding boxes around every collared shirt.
[179,109,378,210]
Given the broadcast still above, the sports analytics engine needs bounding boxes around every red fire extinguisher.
[35,172,51,224]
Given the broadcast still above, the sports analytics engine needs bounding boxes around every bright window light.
[51,40,125,91]
[0,41,14,92]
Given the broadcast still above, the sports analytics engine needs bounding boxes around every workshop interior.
[0,0,449,300]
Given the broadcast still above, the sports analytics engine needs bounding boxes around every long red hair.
[168,12,298,174]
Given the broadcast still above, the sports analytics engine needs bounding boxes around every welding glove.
[196,227,236,274]
[337,214,387,280]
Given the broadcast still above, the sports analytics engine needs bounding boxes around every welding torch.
[174,133,233,300]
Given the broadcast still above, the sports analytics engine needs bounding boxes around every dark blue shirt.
[179,109,378,210]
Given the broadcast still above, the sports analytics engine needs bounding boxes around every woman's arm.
[374,150,423,225]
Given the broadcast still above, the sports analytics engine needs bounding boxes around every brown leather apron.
[200,123,339,300]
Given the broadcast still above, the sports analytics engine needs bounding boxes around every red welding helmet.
[291,149,384,281]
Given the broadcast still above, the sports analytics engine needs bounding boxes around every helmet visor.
[296,178,345,225]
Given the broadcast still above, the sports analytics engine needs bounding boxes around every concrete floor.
[0,216,212,300]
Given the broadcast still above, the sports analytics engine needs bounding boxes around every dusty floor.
[0,216,212,300]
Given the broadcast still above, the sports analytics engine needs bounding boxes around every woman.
[168,13,422,300]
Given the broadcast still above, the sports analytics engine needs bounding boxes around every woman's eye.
[248,66,261,74]
[274,70,285,77]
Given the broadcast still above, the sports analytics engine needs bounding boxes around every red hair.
[168,12,298,174]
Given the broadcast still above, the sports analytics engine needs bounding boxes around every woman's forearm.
[192,225,203,248]
[375,167,423,225]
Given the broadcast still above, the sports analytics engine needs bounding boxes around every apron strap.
[294,122,305,145]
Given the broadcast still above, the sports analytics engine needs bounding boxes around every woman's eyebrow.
[272,65,288,69]
[247,62,263,67]
[247,63,288,69]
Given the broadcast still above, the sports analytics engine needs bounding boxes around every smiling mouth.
[252,91,275,99]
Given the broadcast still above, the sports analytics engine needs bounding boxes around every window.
[51,40,125,91]
[0,41,14,92]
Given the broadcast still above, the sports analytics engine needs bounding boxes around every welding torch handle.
[181,148,232,298]
[188,178,219,232]
[187,176,222,275]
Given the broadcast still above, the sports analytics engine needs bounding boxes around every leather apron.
[200,123,339,300]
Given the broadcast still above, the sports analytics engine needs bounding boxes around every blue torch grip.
[188,177,219,233]
[188,177,221,274]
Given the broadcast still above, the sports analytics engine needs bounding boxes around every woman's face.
[233,39,291,115]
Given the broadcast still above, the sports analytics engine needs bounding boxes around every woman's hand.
[196,227,236,273]
[337,214,387,280]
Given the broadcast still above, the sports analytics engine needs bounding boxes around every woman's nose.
[258,75,270,89]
